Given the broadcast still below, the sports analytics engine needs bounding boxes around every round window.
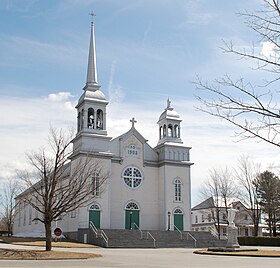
[123,167,143,188]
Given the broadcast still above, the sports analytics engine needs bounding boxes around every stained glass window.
[123,167,143,189]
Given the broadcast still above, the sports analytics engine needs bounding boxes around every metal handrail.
[186,232,197,248]
[146,231,156,248]
[89,221,98,237]
[132,223,143,239]
[174,225,183,240]
[101,230,109,247]
[89,221,109,247]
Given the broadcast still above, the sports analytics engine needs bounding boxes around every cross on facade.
[130,117,137,128]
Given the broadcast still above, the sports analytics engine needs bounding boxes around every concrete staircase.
[82,228,227,248]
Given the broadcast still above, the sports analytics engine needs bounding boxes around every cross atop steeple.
[130,117,137,128]
[167,98,171,109]
[89,11,96,25]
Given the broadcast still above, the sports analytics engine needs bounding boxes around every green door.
[174,214,183,231]
[89,210,100,229]
[125,210,140,229]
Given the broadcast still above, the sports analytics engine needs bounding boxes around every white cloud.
[47,92,73,102]
[261,41,280,59]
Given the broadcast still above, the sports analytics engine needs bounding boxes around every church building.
[13,17,193,239]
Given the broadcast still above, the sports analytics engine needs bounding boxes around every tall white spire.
[86,12,98,86]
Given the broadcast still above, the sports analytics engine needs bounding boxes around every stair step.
[78,228,227,248]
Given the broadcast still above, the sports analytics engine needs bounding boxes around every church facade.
[13,18,193,238]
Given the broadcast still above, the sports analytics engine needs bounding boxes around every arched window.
[174,125,179,138]
[90,204,100,210]
[77,112,81,131]
[92,171,100,196]
[125,202,139,210]
[81,109,84,129]
[174,179,182,202]
[123,167,143,189]
[163,124,166,137]
[174,208,183,214]
[97,109,103,130]
[159,126,163,139]
[88,108,95,128]
[168,124,173,137]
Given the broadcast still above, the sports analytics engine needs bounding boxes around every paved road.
[0,243,280,268]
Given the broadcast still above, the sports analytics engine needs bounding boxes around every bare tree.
[17,127,108,251]
[195,1,280,148]
[235,156,261,236]
[200,168,236,239]
[0,178,20,236]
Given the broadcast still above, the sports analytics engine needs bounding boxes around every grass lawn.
[194,249,280,257]
[0,248,101,260]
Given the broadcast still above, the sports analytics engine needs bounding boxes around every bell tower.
[73,14,111,154]
[157,99,182,145]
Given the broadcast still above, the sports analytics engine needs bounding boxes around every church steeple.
[86,12,98,86]
[75,14,108,136]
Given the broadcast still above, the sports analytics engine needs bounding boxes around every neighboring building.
[13,17,193,239]
[191,197,264,238]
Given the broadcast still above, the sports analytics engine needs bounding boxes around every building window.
[174,125,180,138]
[174,208,183,215]
[222,213,227,220]
[92,172,100,196]
[88,108,95,128]
[201,214,205,223]
[222,228,227,236]
[123,167,143,189]
[174,179,182,202]
[195,215,198,223]
[168,124,173,137]
[96,109,103,129]
[163,124,166,137]
[125,202,139,210]
[90,204,101,210]
[245,228,249,236]
[244,214,248,220]
[208,214,212,222]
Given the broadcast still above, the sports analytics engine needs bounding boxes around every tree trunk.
[45,222,52,251]
[253,223,259,237]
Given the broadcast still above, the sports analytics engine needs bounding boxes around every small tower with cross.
[157,99,182,145]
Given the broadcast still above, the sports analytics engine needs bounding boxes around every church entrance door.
[89,204,101,229]
[174,208,183,231]
[125,202,140,229]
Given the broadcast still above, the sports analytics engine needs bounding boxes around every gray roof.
[192,197,214,210]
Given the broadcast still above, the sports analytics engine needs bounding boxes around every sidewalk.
[0,242,280,268]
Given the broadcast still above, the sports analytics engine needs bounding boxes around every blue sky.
[1,0,279,204]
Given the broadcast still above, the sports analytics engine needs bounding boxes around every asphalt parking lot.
[0,243,280,268]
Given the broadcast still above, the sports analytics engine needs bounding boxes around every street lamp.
[129,209,133,230]
[168,211,171,231]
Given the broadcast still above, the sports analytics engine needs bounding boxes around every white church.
[13,17,193,240]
